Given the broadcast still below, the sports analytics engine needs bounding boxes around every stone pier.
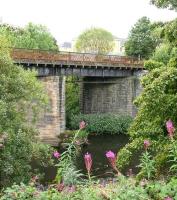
[37,76,65,146]
[80,73,142,117]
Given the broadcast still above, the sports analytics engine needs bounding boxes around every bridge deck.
[12,48,143,67]
[11,48,144,77]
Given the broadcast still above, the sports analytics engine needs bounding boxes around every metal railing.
[11,48,143,67]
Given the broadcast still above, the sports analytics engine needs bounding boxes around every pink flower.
[106,150,116,159]
[84,152,92,173]
[166,119,175,139]
[106,150,116,170]
[53,151,60,159]
[144,140,150,150]
[164,197,173,200]
[79,121,86,130]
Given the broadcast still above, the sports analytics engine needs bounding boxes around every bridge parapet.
[12,48,143,68]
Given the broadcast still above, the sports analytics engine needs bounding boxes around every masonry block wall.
[37,76,65,146]
[80,74,142,117]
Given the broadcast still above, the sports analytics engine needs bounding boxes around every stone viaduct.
[12,48,144,146]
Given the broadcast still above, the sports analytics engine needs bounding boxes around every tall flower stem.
[87,171,91,182]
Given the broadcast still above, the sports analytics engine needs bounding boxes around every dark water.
[38,134,140,183]
[75,134,139,178]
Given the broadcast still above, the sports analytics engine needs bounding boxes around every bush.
[69,114,133,135]
[0,36,51,188]
[0,130,54,188]
[1,177,177,200]
[152,43,172,65]
[0,177,148,200]
[146,178,177,200]
[0,183,39,200]
[118,66,177,178]
[144,59,165,70]
[0,130,35,187]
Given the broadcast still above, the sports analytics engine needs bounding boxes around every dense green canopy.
[125,17,157,59]
[0,22,58,50]
[0,36,52,187]
[151,0,177,10]
[75,27,115,54]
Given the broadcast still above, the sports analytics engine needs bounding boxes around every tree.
[125,17,157,59]
[0,23,58,50]
[152,43,172,64]
[162,19,177,46]
[118,17,177,178]
[0,36,53,187]
[151,0,177,11]
[144,19,177,70]
[75,27,115,54]
[117,66,177,177]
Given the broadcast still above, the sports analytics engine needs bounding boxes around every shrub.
[1,177,177,200]
[31,142,54,168]
[0,183,39,200]
[0,130,54,188]
[117,66,177,177]
[69,114,133,135]
[0,130,34,187]
[0,177,149,200]
[152,43,172,65]
[0,36,52,188]
[146,178,177,200]
[144,59,165,71]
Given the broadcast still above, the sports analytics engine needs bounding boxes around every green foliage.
[0,22,58,50]
[151,0,177,10]
[1,177,177,200]
[118,19,177,176]
[55,130,83,186]
[118,66,177,177]
[150,21,165,45]
[130,66,177,137]
[65,76,80,128]
[0,183,38,200]
[163,19,177,45]
[144,59,165,70]
[168,140,177,174]
[31,142,54,167]
[125,17,157,59]
[0,36,53,188]
[117,137,144,170]
[144,19,177,70]
[0,130,34,187]
[0,38,47,133]
[146,178,177,199]
[62,166,83,186]
[38,189,63,200]
[0,177,148,200]
[106,176,149,200]
[137,151,156,180]
[168,56,177,68]
[152,43,172,64]
[76,129,89,140]
[69,113,133,135]
[75,27,115,54]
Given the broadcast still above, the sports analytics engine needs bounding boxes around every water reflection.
[75,134,130,178]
